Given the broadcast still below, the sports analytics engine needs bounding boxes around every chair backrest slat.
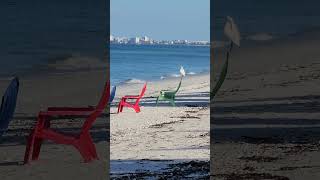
[135,83,147,106]
[81,82,109,134]
[0,77,19,137]
[175,78,182,93]
[139,83,147,98]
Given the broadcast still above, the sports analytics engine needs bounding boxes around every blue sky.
[111,0,210,41]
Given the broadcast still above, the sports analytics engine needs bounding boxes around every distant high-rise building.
[143,36,149,42]
[140,36,153,44]
[129,37,140,44]
[110,35,115,41]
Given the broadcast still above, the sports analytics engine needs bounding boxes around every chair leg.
[31,137,43,160]
[24,129,36,164]
[120,99,126,112]
[118,99,126,113]
[76,135,96,163]
[76,141,92,162]
[120,104,124,112]
[134,105,141,113]
[117,101,122,113]
[31,118,49,160]
[86,134,98,159]
[77,146,92,163]
[170,99,175,107]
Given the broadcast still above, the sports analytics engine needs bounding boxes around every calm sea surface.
[0,0,106,77]
[110,44,210,85]
[214,0,320,41]
[2,0,320,78]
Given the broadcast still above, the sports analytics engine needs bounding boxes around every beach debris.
[277,166,314,171]
[149,120,184,128]
[239,156,279,163]
[213,173,289,180]
[170,114,201,119]
[111,160,209,179]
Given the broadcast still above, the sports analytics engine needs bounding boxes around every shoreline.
[114,71,209,87]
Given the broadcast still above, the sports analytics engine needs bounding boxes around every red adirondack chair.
[117,83,147,113]
[24,82,110,164]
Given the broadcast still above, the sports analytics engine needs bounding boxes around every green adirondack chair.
[156,77,182,106]
[211,16,240,100]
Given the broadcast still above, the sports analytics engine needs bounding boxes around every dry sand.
[110,74,210,178]
[0,70,109,180]
[211,32,320,180]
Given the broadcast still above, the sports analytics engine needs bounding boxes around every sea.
[1,0,320,81]
[110,44,210,85]
[214,0,320,42]
[0,0,107,78]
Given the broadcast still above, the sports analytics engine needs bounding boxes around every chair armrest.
[122,95,139,99]
[160,90,174,94]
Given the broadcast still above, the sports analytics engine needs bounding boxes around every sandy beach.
[211,31,320,179]
[0,70,109,180]
[0,69,210,179]
[110,73,210,178]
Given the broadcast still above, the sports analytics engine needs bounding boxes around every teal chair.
[0,77,19,138]
[156,77,182,107]
[109,86,116,103]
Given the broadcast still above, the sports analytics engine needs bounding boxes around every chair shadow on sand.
[109,91,210,108]
[211,94,320,144]
[0,112,110,166]
[0,161,22,166]
[0,112,110,147]
[210,94,320,179]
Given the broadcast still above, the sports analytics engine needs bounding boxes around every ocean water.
[0,0,107,77]
[110,45,210,85]
[213,0,320,42]
[2,0,320,78]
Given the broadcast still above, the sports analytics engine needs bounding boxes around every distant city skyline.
[110,34,209,45]
[111,0,210,41]
[110,34,209,41]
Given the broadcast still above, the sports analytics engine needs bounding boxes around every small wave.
[246,33,274,41]
[160,71,196,80]
[187,72,196,75]
[169,74,181,78]
[160,74,181,80]
[123,78,146,84]
[46,55,106,71]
